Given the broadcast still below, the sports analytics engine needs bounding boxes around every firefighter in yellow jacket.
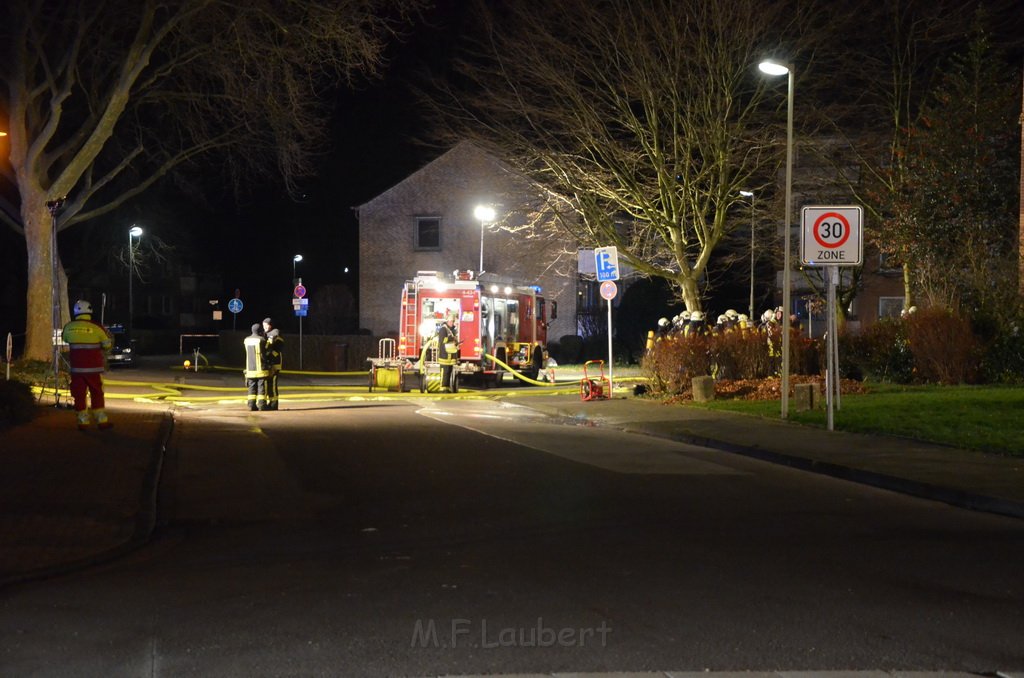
[243,323,270,411]
[437,309,460,392]
[263,317,283,410]
[61,300,114,430]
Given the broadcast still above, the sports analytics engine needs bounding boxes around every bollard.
[786,385,819,411]
[692,375,715,402]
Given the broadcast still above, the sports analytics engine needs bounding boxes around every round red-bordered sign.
[599,280,618,300]
[813,212,852,249]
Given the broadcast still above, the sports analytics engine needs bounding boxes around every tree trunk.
[22,201,68,361]
[678,274,701,313]
[1019,67,1023,297]
[902,262,913,311]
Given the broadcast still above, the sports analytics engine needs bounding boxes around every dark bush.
[642,328,806,395]
[976,308,1024,384]
[841,319,913,383]
[558,335,583,364]
[904,308,980,384]
[0,379,36,430]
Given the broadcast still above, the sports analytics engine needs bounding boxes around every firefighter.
[263,317,283,410]
[62,300,114,430]
[437,309,460,392]
[686,310,707,337]
[243,323,270,411]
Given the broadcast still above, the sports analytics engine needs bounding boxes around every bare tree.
[820,0,1022,312]
[1,0,421,360]
[428,0,818,313]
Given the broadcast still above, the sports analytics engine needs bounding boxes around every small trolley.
[368,338,418,392]
[580,359,610,401]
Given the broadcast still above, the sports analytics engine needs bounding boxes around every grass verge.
[694,384,1024,457]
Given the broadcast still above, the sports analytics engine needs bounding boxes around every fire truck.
[393,270,556,390]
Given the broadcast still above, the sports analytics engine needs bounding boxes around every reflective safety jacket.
[61,315,112,374]
[265,330,283,372]
[244,335,270,378]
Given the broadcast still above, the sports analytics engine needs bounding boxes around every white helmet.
[691,311,704,322]
[73,300,92,317]
[658,317,669,328]
[725,309,738,319]
[738,314,750,323]
[762,309,775,323]
[680,310,692,321]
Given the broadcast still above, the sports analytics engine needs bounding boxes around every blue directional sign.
[594,246,620,282]
[228,298,243,314]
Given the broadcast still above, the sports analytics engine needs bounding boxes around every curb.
[519,399,1024,522]
[0,408,175,589]
[632,425,1024,521]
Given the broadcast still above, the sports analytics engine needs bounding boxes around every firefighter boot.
[76,410,92,431]
[95,409,113,430]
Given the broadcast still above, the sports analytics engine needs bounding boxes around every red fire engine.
[397,270,556,388]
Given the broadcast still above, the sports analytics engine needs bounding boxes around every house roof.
[354,141,504,211]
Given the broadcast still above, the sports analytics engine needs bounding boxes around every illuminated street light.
[474,204,496,273]
[758,58,794,419]
[293,254,303,282]
[128,225,143,339]
[739,190,756,320]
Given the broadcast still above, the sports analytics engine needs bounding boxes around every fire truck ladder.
[402,283,419,356]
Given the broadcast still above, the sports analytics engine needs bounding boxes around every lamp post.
[128,225,143,339]
[740,190,756,319]
[759,58,794,419]
[474,205,496,274]
[292,254,303,283]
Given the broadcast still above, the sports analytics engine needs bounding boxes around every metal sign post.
[293,280,307,370]
[6,332,12,381]
[801,206,863,432]
[595,247,620,397]
[600,280,617,395]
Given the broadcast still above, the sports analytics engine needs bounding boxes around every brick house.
[356,142,579,341]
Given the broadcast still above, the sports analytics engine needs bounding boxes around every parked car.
[104,324,136,367]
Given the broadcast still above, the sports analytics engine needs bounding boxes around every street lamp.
[740,190,756,320]
[758,58,794,419]
[474,204,496,274]
[293,254,303,282]
[128,225,143,339]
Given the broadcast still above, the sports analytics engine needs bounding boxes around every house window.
[416,217,441,250]
[878,296,903,319]
[878,252,901,272]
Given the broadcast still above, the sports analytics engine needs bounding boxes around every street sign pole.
[595,248,620,397]
[801,206,862,432]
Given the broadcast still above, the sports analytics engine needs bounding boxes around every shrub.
[842,319,913,383]
[558,335,583,364]
[0,379,36,430]
[904,308,980,384]
[976,307,1024,384]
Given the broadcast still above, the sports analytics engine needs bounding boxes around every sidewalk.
[517,394,1024,520]
[0,401,172,587]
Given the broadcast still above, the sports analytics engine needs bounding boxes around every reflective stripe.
[71,366,105,373]
[69,343,103,349]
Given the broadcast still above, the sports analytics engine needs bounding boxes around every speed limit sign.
[800,206,863,266]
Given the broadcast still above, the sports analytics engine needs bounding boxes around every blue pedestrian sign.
[228,298,243,314]
[594,246,620,282]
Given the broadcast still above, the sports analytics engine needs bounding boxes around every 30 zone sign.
[800,206,863,267]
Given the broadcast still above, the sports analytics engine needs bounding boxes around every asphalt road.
[2,398,1022,676]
